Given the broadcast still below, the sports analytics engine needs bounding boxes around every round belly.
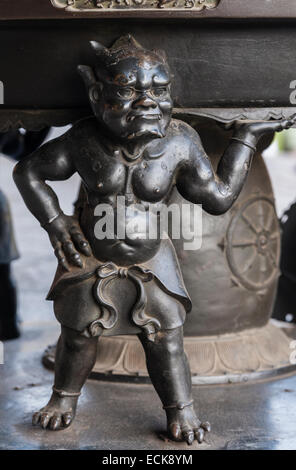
[80,204,161,266]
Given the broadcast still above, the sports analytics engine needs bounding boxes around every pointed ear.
[90,40,109,57]
[77,65,97,88]
[89,84,103,104]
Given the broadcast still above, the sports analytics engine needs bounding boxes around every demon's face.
[79,37,173,141]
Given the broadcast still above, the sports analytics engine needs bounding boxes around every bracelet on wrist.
[231,137,257,153]
[40,212,62,229]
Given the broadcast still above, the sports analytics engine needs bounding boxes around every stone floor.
[1,330,296,450]
[1,131,296,450]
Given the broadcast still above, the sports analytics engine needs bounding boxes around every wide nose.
[132,94,157,109]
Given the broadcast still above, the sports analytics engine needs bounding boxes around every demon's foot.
[166,403,210,445]
[32,390,79,430]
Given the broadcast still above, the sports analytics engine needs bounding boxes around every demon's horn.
[90,40,110,56]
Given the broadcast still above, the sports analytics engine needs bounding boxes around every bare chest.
[75,145,179,205]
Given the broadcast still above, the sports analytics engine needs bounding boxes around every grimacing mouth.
[126,113,162,122]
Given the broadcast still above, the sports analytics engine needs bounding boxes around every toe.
[201,421,211,433]
[62,412,73,428]
[195,427,205,443]
[32,412,41,426]
[183,430,195,445]
[40,413,51,429]
[50,415,62,431]
[169,423,182,441]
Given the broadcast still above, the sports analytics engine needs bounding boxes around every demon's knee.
[61,325,95,353]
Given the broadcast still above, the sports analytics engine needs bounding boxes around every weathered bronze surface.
[51,0,220,11]
[13,35,296,444]
[44,126,293,383]
[2,20,296,120]
[2,0,296,19]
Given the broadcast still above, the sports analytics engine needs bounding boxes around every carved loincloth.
[47,238,191,338]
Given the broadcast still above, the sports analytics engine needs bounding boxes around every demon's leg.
[33,325,98,430]
[138,326,210,445]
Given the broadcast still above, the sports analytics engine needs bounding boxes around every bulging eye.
[117,88,135,99]
[151,87,168,98]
